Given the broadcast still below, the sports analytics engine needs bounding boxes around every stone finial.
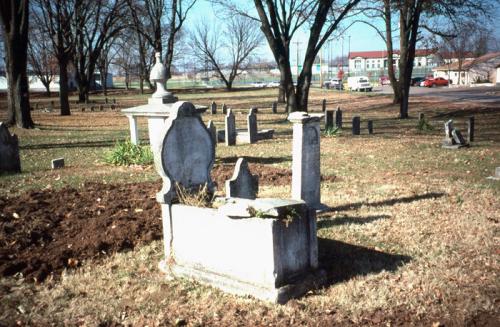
[152,101,215,204]
[0,123,21,173]
[149,52,173,100]
[225,158,258,199]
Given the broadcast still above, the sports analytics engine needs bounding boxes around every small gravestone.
[81,106,85,112]
[322,99,326,112]
[452,129,467,145]
[352,116,361,135]
[418,113,425,121]
[51,158,65,169]
[111,104,116,110]
[367,120,373,134]
[443,120,454,146]
[0,123,21,173]
[334,107,342,129]
[222,103,228,115]
[467,116,474,143]
[225,109,236,146]
[105,97,109,104]
[99,105,104,111]
[46,101,54,112]
[211,101,217,114]
[486,167,500,180]
[247,108,258,144]
[225,158,258,199]
[35,103,39,110]
[442,120,469,149]
[113,98,117,104]
[90,106,95,112]
[272,102,277,114]
[325,110,334,130]
[207,120,217,147]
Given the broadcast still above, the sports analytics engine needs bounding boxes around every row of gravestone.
[209,101,279,115]
[33,98,118,112]
[323,107,373,135]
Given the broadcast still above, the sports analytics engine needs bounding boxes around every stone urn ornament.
[149,52,176,103]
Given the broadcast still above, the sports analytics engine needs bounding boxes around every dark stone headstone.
[99,105,104,111]
[325,110,334,129]
[352,116,361,135]
[272,102,277,114]
[322,99,326,112]
[105,97,109,104]
[247,109,258,144]
[90,106,95,112]
[113,98,117,104]
[0,123,21,173]
[225,109,236,146]
[418,113,425,121]
[467,116,475,143]
[211,101,217,114]
[51,158,65,169]
[207,120,217,147]
[225,158,258,199]
[367,120,373,134]
[222,103,227,115]
[452,129,467,145]
[335,107,342,129]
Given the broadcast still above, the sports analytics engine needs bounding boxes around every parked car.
[411,77,425,86]
[422,77,449,87]
[266,81,280,87]
[323,78,343,90]
[251,82,267,88]
[379,76,391,85]
[347,76,372,92]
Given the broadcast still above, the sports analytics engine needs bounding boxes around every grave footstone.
[367,120,373,134]
[51,158,65,169]
[225,109,236,146]
[334,107,342,129]
[325,110,334,130]
[222,103,228,115]
[0,123,21,173]
[247,108,258,144]
[322,99,326,112]
[211,101,217,114]
[225,158,258,199]
[352,116,361,135]
[467,116,474,143]
[207,120,217,147]
[272,102,277,114]
[288,111,324,209]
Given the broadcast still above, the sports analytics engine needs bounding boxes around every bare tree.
[0,0,34,128]
[28,25,57,96]
[191,16,262,90]
[96,37,119,96]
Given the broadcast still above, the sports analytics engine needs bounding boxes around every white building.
[433,52,500,85]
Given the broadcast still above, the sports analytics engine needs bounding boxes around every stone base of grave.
[159,260,326,304]
[158,199,323,304]
[217,129,274,144]
[442,143,470,149]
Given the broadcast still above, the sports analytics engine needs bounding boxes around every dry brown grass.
[0,87,499,325]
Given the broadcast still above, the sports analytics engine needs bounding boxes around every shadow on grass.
[20,139,135,150]
[218,155,291,165]
[318,238,411,284]
[317,214,390,229]
[327,192,446,212]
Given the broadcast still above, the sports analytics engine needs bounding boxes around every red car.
[422,77,449,87]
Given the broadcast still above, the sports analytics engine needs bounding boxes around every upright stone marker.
[225,158,258,199]
[225,109,236,146]
[51,158,65,169]
[322,99,326,112]
[325,110,334,130]
[467,116,475,143]
[352,116,361,135]
[418,113,425,121]
[443,120,455,146]
[207,120,217,147]
[272,102,277,114]
[367,120,373,134]
[0,123,21,173]
[222,103,228,115]
[288,111,323,209]
[334,107,342,129]
[452,129,467,145]
[247,108,258,144]
[211,101,217,114]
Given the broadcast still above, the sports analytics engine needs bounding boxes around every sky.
[185,0,388,65]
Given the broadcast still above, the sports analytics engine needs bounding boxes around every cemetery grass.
[0,88,499,326]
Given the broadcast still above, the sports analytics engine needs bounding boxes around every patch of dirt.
[0,164,334,283]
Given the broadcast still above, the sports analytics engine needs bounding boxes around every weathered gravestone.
[334,107,342,129]
[51,158,65,169]
[442,119,469,149]
[247,108,258,144]
[467,116,475,143]
[352,116,361,135]
[225,158,258,199]
[322,99,326,112]
[207,120,217,147]
[325,110,334,130]
[288,111,324,209]
[443,120,454,146]
[152,101,325,304]
[418,112,425,121]
[0,123,21,173]
[222,103,228,115]
[99,105,104,111]
[211,101,217,114]
[367,120,373,134]
[272,102,277,114]
[225,109,236,146]
[452,129,467,145]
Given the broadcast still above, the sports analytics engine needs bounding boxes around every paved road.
[372,85,500,104]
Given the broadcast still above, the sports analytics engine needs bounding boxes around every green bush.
[105,139,154,166]
[324,126,341,136]
[416,118,434,132]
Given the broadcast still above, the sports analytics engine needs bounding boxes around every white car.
[347,76,372,92]
[266,81,280,87]
[251,82,266,88]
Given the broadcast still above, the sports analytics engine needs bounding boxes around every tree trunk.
[58,59,71,116]
[43,82,51,97]
[296,57,314,111]
[383,0,401,105]
[277,78,286,103]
